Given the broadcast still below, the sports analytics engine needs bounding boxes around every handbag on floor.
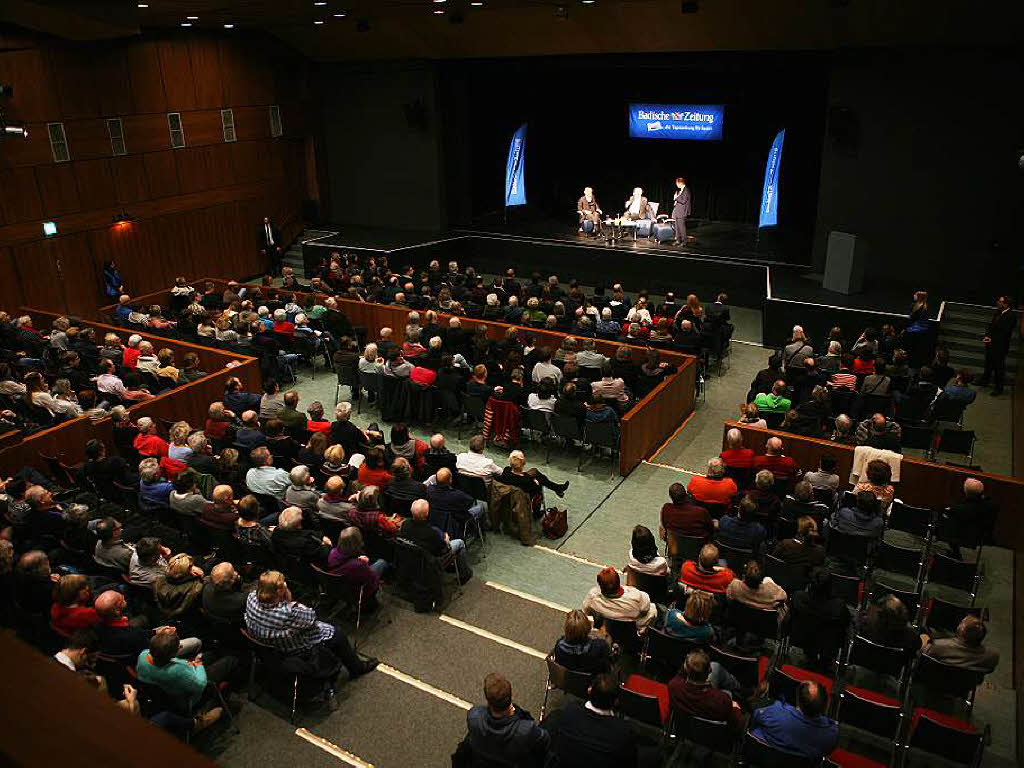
[541,507,568,539]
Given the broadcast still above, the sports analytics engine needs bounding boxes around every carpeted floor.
[210,310,1016,768]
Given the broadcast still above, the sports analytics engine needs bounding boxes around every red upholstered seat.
[828,747,887,768]
[757,655,772,683]
[844,686,900,707]
[780,664,834,696]
[911,707,976,733]
[622,674,669,724]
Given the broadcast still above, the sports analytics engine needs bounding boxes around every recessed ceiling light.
[333,12,347,17]
[470,1,483,5]
[314,1,327,5]
[433,0,446,4]
[181,22,192,27]
[137,3,149,8]
[581,0,595,4]
[314,19,325,24]
[433,8,444,13]
[186,15,198,19]
[223,23,234,28]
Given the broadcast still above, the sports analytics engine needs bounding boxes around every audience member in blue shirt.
[829,491,884,540]
[663,590,715,643]
[717,495,766,553]
[751,681,838,759]
[138,461,173,510]
[941,370,977,405]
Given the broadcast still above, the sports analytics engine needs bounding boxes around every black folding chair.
[765,554,809,594]
[935,429,976,467]
[922,597,982,638]
[710,644,764,691]
[726,601,784,649]
[458,394,487,439]
[738,730,822,768]
[618,678,669,742]
[665,531,705,563]
[540,655,593,719]
[911,653,985,717]
[583,420,620,478]
[715,541,758,575]
[521,409,552,460]
[864,579,923,621]
[872,540,926,586]
[902,711,986,768]
[930,397,967,426]
[602,617,643,658]
[900,423,935,455]
[825,529,873,575]
[632,570,671,607]
[833,684,903,767]
[840,635,910,698]
[641,626,703,681]
[886,500,934,542]
[670,714,737,763]
[924,553,981,605]
[829,572,864,609]
[356,370,381,414]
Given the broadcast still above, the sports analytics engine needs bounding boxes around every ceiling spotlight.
[433,0,446,4]
[186,15,198,19]
[137,3,149,7]
[223,23,234,28]
[314,1,327,5]
[470,1,483,5]
[314,19,325,24]
[333,12,347,17]
[581,0,595,4]
[180,22,192,27]
[433,8,444,13]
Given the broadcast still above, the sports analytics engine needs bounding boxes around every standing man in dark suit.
[258,216,283,276]
[672,176,692,246]
[977,295,1016,396]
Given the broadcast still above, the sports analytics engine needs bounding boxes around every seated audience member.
[133,417,169,458]
[582,566,657,631]
[752,437,799,485]
[527,377,557,413]
[660,483,716,543]
[942,369,977,405]
[783,326,813,371]
[201,485,240,531]
[456,434,502,480]
[738,402,768,429]
[154,553,204,621]
[326,527,387,610]
[245,446,291,500]
[317,475,355,523]
[853,458,895,506]
[772,516,825,571]
[331,402,370,459]
[94,590,199,659]
[584,396,619,430]
[464,673,550,767]
[284,465,321,513]
[135,629,234,710]
[425,467,485,535]
[719,428,754,470]
[753,380,791,415]
[668,649,744,733]
[93,517,135,572]
[860,360,891,396]
[590,363,629,408]
[399,499,472,583]
[750,681,838,760]
[789,568,850,668]
[818,341,842,373]
[244,570,377,675]
[305,401,331,434]
[138,458,173,510]
[625,525,669,582]
[383,457,427,513]
[803,454,840,492]
[547,673,642,768]
[856,594,924,660]
[201,562,247,622]
[129,536,169,588]
[271,506,331,567]
[234,410,266,450]
[51,574,101,634]
[258,379,285,421]
[388,422,427,477]
[922,614,999,673]
[829,414,858,445]
[553,608,613,674]
[726,560,787,610]
[350,486,402,538]
[830,490,884,540]
[663,589,715,643]
[500,450,570,500]
[679,544,734,595]
[717,495,767,553]
[855,413,902,450]
[357,447,392,489]
[169,473,205,522]
[234,495,273,550]
[944,478,998,555]
[828,354,858,391]
[687,457,738,507]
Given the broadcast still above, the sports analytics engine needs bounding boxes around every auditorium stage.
[300,223,929,348]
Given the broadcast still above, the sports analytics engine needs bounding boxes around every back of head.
[793,480,812,503]
[563,609,591,645]
[483,673,512,713]
[596,566,621,597]
[738,495,757,520]
[797,681,826,718]
[698,543,719,570]
[136,537,161,566]
[668,482,686,505]
[855,490,880,516]
[742,560,764,589]
[149,631,180,667]
[588,673,618,710]
[754,469,773,491]
[959,615,986,647]
[683,649,711,683]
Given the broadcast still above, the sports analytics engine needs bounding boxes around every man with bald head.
[271,506,331,566]
[855,412,902,450]
[424,433,457,476]
[399,499,472,584]
[945,478,998,557]
[317,475,355,523]
[93,589,201,657]
[425,466,485,536]
[751,679,838,760]
[235,410,266,449]
[753,436,799,484]
[719,427,754,471]
[201,562,248,621]
[200,484,239,530]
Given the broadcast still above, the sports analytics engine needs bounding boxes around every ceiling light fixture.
[314,19,325,24]
[186,15,198,19]
[137,3,149,8]
[223,23,234,28]
[314,1,327,5]
[581,0,595,4]
[470,1,483,5]
[433,0,447,4]
[333,12,347,17]
[433,8,445,13]
[180,22,192,27]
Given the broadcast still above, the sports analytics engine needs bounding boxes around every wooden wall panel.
[95,47,134,117]
[126,42,167,114]
[143,151,181,199]
[232,106,270,141]
[188,39,224,110]
[53,233,101,316]
[34,164,81,216]
[11,240,64,310]
[0,248,25,311]
[182,109,224,147]
[46,48,102,120]
[122,113,173,155]
[63,118,115,161]
[110,155,150,204]
[0,49,59,123]
[0,128,53,169]
[73,159,118,210]
[157,40,197,111]
[0,168,43,223]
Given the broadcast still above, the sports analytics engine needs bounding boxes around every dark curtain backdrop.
[440,51,829,264]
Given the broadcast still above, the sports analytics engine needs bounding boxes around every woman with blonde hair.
[553,608,613,673]
[167,422,192,461]
[155,553,204,620]
[663,590,715,643]
[499,450,570,502]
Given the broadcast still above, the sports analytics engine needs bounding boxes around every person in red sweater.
[272,309,296,338]
[51,574,101,635]
[668,649,745,735]
[133,417,169,459]
[752,437,799,484]
[719,427,755,469]
[201,485,240,531]
[687,458,738,507]
[357,446,393,489]
[679,543,735,594]
[121,334,143,369]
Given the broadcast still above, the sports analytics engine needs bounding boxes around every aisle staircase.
[282,229,337,279]
[938,303,1021,386]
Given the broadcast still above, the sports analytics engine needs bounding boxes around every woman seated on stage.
[577,186,603,234]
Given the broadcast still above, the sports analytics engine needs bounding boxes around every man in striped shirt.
[244,570,377,678]
[827,354,858,390]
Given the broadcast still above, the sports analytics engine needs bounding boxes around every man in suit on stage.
[258,216,283,276]
[672,177,692,246]
[977,295,1017,396]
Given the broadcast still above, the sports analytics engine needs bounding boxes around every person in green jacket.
[753,380,792,414]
